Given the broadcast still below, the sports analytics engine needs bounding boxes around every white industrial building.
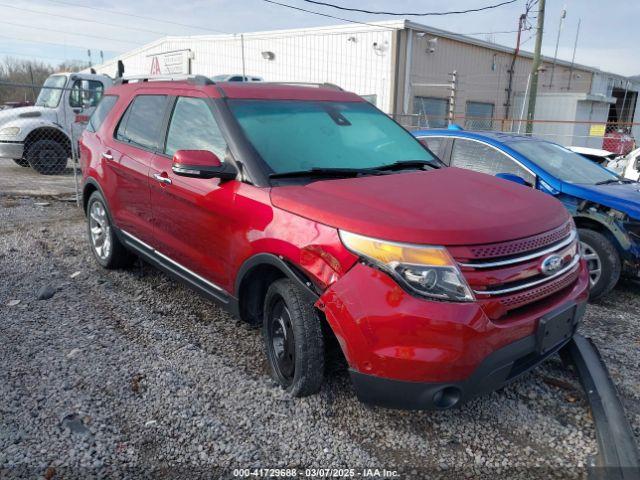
[90,20,640,148]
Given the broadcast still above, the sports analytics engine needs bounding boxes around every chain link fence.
[0,79,102,204]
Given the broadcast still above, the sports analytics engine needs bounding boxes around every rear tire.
[263,278,325,397]
[86,191,135,269]
[25,139,68,175]
[579,228,620,300]
[13,158,29,167]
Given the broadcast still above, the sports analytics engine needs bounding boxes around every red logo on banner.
[150,57,161,75]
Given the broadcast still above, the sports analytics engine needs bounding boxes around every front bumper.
[0,141,24,159]
[350,302,586,409]
[318,260,590,409]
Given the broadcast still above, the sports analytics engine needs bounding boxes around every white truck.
[0,72,112,174]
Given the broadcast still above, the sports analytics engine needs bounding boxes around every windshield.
[227,100,437,174]
[506,140,620,185]
[35,75,67,108]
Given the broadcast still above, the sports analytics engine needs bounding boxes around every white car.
[617,147,640,181]
[566,146,617,166]
[0,72,112,174]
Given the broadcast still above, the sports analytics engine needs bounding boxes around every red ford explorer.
[80,76,589,409]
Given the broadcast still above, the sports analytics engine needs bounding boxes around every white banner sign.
[146,50,191,76]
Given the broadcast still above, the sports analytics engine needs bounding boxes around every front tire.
[579,228,620,300]
[26,139,68,175]
[87,191,135,269]
[13,158,29,167]
[263,278,325,397]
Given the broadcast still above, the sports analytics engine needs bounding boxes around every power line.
[40,0,230,35]
[0,3,168,36]
[297,0,519,16]
[0,33,120,55]
[260,0,397,29]
[0,20,142,45]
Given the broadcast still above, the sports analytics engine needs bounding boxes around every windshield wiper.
[595,178,634,185]
[373,160,439,171]
[269,167,384,179]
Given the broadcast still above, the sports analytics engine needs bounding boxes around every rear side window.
[86,95,118,133]
[116,95,167,150]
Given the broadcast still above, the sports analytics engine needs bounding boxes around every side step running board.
[562,334,640,480]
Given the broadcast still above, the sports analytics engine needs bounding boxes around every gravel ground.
[1,197,638,479]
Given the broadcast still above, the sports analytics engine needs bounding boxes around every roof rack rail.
[114,74,215,86]
[255,82,343,91]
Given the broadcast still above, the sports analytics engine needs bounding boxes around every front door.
[149,95,236,288]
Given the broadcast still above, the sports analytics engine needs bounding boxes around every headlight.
[339,230,474,302]
[0,126,20,136]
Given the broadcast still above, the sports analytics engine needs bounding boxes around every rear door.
[148,94,234,288]
[106,93,170,245]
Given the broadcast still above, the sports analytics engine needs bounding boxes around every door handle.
[101,151,113,161]
[153,173,172,185]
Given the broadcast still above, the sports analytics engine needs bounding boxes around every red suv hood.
[270,167,569,246]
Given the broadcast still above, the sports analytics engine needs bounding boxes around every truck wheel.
[578,228,621,300]
[25,139,68,175]
[87,191,135,269]
[13,158,29,167]
[263,278,325,397]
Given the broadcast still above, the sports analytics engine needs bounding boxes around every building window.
[413,97,448,128]
[465,101,494,130]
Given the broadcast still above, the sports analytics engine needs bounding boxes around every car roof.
[415,129,539,143]
[106,79,363,102]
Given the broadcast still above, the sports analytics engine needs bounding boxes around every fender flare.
[234,253,320,303]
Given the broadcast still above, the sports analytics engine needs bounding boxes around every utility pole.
[549,7,566,88]
[503,13,526,129]
[525,0,546,134]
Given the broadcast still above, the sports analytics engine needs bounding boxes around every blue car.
[414,128,640,299]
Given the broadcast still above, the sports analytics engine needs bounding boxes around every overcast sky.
[2,0,638,76]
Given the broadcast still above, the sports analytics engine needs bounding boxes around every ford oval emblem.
[541,254,563,276]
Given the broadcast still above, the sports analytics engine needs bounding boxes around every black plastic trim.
[235,253,321,303]
[114,226,239,317]
[562,334,640,480]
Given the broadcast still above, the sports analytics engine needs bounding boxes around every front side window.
[165,97,227,158]
[35,75,67,108]
[506,140,620,185]
[228,100,436,174]
[418,136,447,161]
[451,138,535,185]
[86,95,118,133]
[116,95,167,150]
[69,80,104,108]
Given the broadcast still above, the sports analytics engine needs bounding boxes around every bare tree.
[0,57,53,105]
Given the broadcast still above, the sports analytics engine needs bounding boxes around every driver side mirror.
[172,150,237,181]
[495,172,533,187]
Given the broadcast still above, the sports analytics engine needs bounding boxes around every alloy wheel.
[580,241,602,288]
[89,200,112,260]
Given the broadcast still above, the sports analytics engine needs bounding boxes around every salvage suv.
[80,76,589,409]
